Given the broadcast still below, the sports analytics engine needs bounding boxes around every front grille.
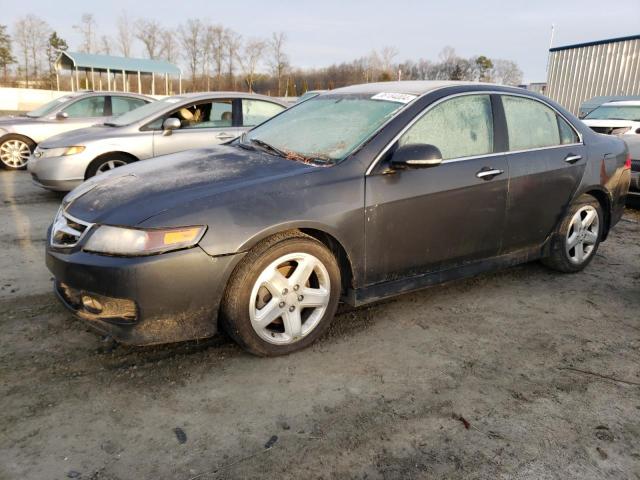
[50,209,92,248]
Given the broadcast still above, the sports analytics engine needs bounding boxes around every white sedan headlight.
[37,146,86,158]
[83,225,206,256]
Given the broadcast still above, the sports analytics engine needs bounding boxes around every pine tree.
[46,31,68,88]
[0,25,16,84]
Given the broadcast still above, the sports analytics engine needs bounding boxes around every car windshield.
[585,105,640,121]
[105,97,182,127]
[241,93,411,164]
[25,96,74,118]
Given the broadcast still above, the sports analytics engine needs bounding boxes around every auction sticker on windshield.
[371,92,417,104]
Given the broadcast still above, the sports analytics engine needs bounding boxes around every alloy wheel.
[0,139,31,168]
[96,159,127,174]
[249,252,331,345]
[566,205,599,264]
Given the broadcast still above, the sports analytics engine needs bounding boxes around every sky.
[4,0,640,83]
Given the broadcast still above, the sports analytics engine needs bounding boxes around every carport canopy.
[55,51,182,94]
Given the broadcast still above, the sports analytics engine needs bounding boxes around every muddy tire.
[220,232,341,356]
[542,194,603,273]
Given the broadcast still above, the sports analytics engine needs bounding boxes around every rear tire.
[220,232,341,356]
[542,194,603,273]
[0,134,35,170]
[85,154,133,179]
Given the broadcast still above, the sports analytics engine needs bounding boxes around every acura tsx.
[46,81,631,356]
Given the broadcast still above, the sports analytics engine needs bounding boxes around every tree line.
[0,14,523,95]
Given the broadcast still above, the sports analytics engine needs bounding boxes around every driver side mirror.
[390,144,443,169]
[56,111,68,120]
[162,117,181,136]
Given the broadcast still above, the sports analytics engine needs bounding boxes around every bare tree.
[209,25,226,89]
[13,15,50,86]
[225,29,242,90]
[135,19,163,59]
[73,13,96,53]
[268,32,288,96]
[240,38,266,92]
[160,28,179,64]
[491,59,523,85]
[99,35,112,55]
[178,19,202,88]
[380,46,399,75]
[116,12,134,57]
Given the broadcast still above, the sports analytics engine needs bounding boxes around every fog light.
[82,295,103,314]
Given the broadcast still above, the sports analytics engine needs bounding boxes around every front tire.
[542,194,603,273]
[0,135,35,170]
[85,154,132,179]
[220,232,341,356]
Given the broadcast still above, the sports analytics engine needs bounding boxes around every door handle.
[476,168,504,180]
[564,154,582,164]
[216,133,236,140]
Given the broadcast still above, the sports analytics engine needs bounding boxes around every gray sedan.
[0,91,151,170]
[28,92,288,191]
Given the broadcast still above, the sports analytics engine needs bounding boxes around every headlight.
[83,225,206,256]
[38,146,86,158]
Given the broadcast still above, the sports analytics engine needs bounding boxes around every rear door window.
[111,96,149,116]
[242,100,285,127]
[399,94,494,160]
[502,95,578,150]
[159,100,233,130]
[63,96,107,118]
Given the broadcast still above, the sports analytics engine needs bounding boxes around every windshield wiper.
[250,138,288,157]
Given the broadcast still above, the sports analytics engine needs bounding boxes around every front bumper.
[28,150,92,191]
[46,245,244,345]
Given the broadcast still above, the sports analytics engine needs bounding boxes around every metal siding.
[546,37,640,114]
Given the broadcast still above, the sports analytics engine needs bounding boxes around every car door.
[152,99,242,157]
[364,93,509,285]
[47,95,108,136]
[240,98,286,133]
[498,94,586,252]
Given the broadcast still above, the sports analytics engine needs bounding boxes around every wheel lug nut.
[279,301,285,308]
[288,306,295,312]
[293,284,299,291]
[282,288,288,295]
[298,295,303,301]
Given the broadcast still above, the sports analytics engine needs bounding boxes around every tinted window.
[503,96,564,150]
[111,96,148,116]
[242,100,285,127]
[399,94,493,160]
[63,96,106,118]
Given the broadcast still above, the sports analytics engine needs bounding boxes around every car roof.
[60,91,153,101]
[169,91,289,106]
[330,80,495,96]
[601,100,640,107]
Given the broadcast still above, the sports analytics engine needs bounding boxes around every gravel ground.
[1,170,639,480]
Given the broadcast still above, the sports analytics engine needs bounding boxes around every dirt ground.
[1,170,639,480]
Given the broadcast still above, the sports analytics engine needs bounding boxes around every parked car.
[46,81,630,356]
[582,100,640,136]
[0,91,152,170]
[578,95,640,119]
[625,135,640,198]
[28,92,288,191]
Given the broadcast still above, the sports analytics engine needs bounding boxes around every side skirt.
[344,246,543,307]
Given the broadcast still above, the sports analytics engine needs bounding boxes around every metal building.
[55,51,182,95]
[546,34,640,115]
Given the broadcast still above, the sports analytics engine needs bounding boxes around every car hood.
[0,115,41,128]
[583,119,640,127]
[39,125,120,146]
[64,145,315,225]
